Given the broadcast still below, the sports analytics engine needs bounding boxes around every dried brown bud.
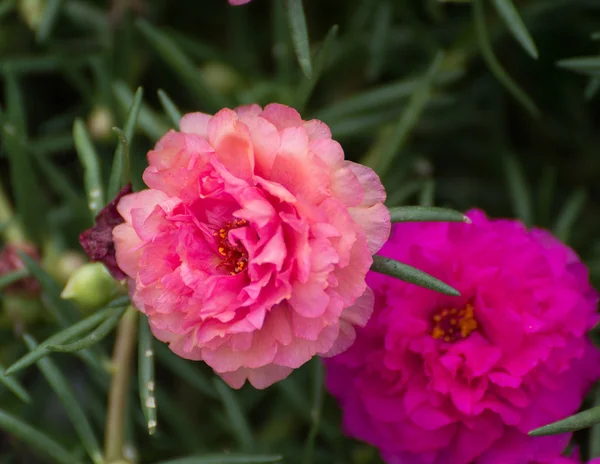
[79,184,132,280]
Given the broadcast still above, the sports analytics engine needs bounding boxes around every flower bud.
[17,0,44,31]
[200,62,241,95]
[87,106,114,141]
[61,263,120,312]
[44,249,87,286]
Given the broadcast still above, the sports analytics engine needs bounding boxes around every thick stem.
[104,306,138,462]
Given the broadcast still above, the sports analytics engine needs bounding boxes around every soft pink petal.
[113,224,142,278]
[345,161,387,206]
[348,203,391,254]
[117,190,169,223]
[180,112,211,137]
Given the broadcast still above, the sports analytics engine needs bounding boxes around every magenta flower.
[324,210,600,464]
[113,103,390,388]
[535,452,600,464]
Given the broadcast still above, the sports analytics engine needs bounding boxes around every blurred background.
[1,0,600,462]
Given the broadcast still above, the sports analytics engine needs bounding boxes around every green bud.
[87,106,115,141]
[200,62,241,95]
[18,0,44,31]
[44,249,87,286]
[61,263,120,312]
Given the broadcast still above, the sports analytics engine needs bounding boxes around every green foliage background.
[1,0,600,463]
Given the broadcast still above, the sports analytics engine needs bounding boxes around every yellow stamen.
[430,303,477,343]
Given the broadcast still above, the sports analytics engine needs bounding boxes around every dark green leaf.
[529,406,600,436]
[366,1,392,81]
[492,0,538,59]
[327,107,399,139]
[284,0,312,79]
[0,269,28,290]
[389,206,469,223]
[153,455,283,464]
[367,52,444,177]
[0,55,92,75]
[16,251,79,326]
[63,0,110,44]
[297,24,338,110]
[371,255,460,296]
[0,0,16,19]
[46,307,126,352]
[302,358,324,464]
[503,155,533,227]
[5,306,118,375]
[315,77,426,123]
[155,343,216,399]
[113,81,170,141]
[537,165,556,226]
[139,316,158,435]
[419,180,435,207]
[3,68,45,243]
[272,0,294,86]
[590,388,600,456]
[108,87,143,199]
[553,189,586,243]
[584,77,600,100]
[24,335,103,464]
[0,364,31,403]
[0,408,82,464]
[37,0,63,43]
[31,150,81,205]
[136,19,229,112]
[157,89,182,129]
[213,379,254,451]
[557,56,600,76]
[474,0,540,117]
[73,118,104,217]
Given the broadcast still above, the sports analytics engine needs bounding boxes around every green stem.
[104,306,138,462]
[0,180,26,244]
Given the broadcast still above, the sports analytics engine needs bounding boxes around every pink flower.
[113,103,390,389]
[324,210,600,464]
[229,0,252,5]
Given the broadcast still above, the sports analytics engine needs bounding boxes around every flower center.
[213,219,249,275]
[430,303,477,342]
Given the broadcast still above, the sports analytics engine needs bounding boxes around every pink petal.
[331,164,364,207]
[117,189,169,224]
[346,161,387,206]
[289,278,330,318]
[241,116,280,178]
[220,364,293,389]
[304,119,332,141]
[207,108,255,180]
[348,203,391,254]
[180,112,211,137]
[260,103,303,130]
[113,223,143,278]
